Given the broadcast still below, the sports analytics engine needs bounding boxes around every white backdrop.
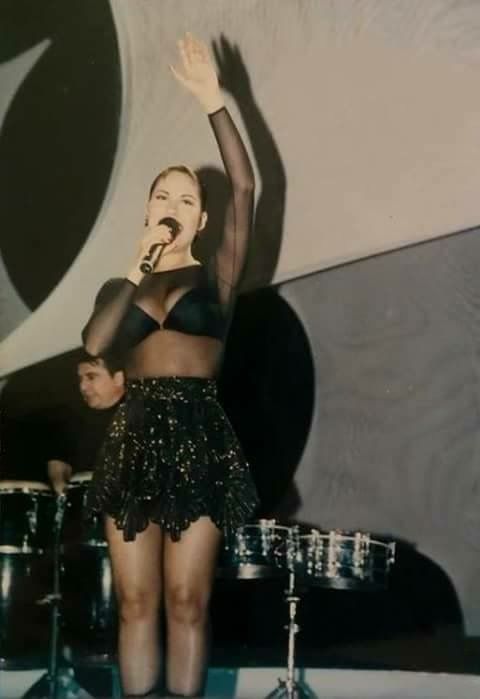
[2,0,480,373]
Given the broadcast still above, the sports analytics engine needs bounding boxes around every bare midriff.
[125,330,223,379]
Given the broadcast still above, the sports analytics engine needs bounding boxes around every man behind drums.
[45,352,125,663]
[47,352,125,495]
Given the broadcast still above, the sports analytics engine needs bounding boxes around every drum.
[61,545,117,660]
[63,471,105,546]
[61,471,116,659]
[0,482,53,668]
[0,551,53,669]
[292,528,396,590]
[218,519,294,579]
[0,481,54,553]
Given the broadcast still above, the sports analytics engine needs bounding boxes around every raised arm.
[209,107,254,303]
[171,33,255,306]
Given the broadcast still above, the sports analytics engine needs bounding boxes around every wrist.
[127,266,144,286]
[200,91,225,115]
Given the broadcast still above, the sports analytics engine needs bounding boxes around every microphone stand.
[264,571,317,699]
[21,496,93,699]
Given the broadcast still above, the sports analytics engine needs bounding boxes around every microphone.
[140,217,181,274]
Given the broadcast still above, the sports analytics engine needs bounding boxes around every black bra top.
[94,276,227,354]
[82,107,254,361]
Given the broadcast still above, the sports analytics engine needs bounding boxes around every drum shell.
[63,480,104,546]
[0,552,52,669]
[293,530,395,590]
[218,520,294,579]
[61,544,117,658]
[61,474,116,658]
[0,488,54,553]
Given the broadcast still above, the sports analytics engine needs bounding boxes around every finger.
[169,64,189,88]
[186,31,200,53]
[143,226,172,242]
[148,222,175,236]
[177,38,191,71]
[141,234,172,252]
[184,32,196,64]
[198,39,211,63]
[189,33,207,65]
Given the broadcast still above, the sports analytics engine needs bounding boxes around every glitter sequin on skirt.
[86,377,259,542]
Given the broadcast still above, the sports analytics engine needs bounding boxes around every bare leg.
[106,517,163,696]
[164,517,222,696]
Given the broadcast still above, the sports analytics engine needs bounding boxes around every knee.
[166,585,208,627]
[118,589,158,625]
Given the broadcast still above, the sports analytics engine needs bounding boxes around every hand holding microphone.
[139,217,181,274]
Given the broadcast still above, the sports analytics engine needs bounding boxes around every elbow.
[236,174,255,196]
[82,325,104,358]
[243,168,255,193]
[83,339,104,358]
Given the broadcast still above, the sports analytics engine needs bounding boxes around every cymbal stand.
[264,570,317,699]
[22,495,93,699]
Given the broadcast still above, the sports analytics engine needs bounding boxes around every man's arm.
[47,459,72,495]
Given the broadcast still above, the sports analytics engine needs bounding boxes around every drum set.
[0,474,115,699]
[220,520,396,698]
[0,478,396,699]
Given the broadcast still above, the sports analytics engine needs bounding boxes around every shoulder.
[94,277,126,307]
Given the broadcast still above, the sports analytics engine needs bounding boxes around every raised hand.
[170,32,224,114]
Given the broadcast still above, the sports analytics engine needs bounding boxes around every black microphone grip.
[140,244,165,274]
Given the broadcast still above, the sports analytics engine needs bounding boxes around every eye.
[155,193,168,200]
[181,198,194,206]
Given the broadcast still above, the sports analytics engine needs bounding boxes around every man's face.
[77,360,124,410]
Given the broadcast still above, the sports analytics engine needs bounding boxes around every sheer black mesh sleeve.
[83,108,254,355]
[82,277,137,357]
[208,107,255,307]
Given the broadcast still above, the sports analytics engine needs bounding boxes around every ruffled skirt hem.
[86,377,259,542]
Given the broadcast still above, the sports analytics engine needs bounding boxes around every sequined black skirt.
[86,377,259,542]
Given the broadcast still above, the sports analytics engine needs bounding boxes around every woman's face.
[146,170,207,250]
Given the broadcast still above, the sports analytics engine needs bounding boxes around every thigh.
[164,517,222,600]
[106,516,164,603]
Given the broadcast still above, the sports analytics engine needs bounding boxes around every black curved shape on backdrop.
[219,288,315,513]
[0,0,121,311]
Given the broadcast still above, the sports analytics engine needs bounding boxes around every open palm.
[170,33,219,104]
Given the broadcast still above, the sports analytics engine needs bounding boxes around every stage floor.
[3,668,480,699]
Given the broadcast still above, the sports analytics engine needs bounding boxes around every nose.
[167,200,178,216]
[79,379,90,394]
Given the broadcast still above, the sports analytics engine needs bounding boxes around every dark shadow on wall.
[196,39,314,514]
[211,538,467,672]
[0,348,84,480]
[195,35,286,289]
[212,35,286,290]
[296,536,464,648]
[219,288,314,514]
